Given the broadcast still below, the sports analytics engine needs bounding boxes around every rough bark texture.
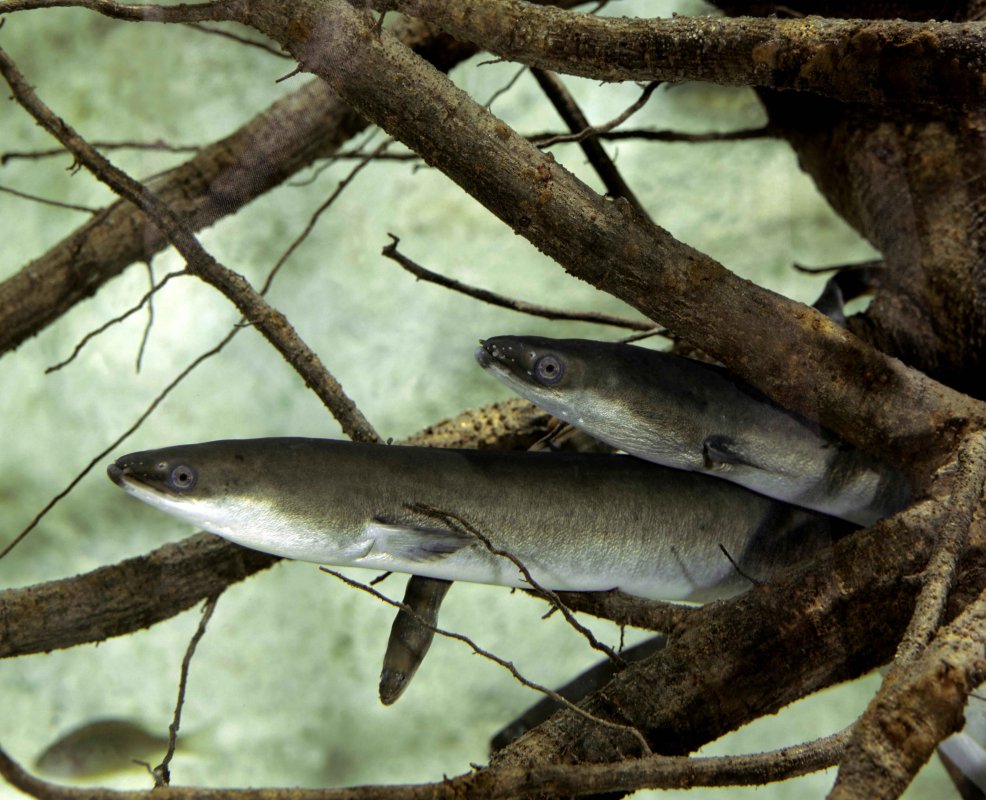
[0,534,279,658]
[761,93,986,399]
[491,500,977,770]
[832,579,986,799]
[389,0,986,110]
[0,14,481,358]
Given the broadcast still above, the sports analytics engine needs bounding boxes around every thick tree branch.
[0,8,487,358]
[0,534,277,658]
[529,68,649,217]
[0,0,228,20]
[830,584,986,799]
[10,0,979,471]
[0,78,363,356]
[236,0,985,473]
[892,431,986,674]
[0,725,848,798]
[490,499,973,769]
[830,432,986,798]
[553,589,701,635]
[2,498,976,793]
[389,0,986,110]
[382,235,658,331]
[761,92,986,398]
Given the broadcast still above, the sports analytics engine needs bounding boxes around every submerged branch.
[382,235,659,332]
[0,723,850,798]
[0,77,364,357]
[153,594,221,787]
[389,0,986,111]
[0,534,277,659]
[830,430,986,798]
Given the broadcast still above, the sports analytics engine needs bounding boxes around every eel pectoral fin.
[702,434,761,470]
[366,520,474,562]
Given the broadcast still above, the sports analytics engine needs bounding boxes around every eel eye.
[534,354,564,386]
[169,465,197,491]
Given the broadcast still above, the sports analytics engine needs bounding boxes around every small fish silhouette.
[34,719,182,780]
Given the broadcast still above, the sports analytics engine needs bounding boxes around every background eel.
[108,438,852,602]
[476,335,911,527]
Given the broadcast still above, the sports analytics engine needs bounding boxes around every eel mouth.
[474,343,494,369]
[474,339,516,372]
[107,462,126,487]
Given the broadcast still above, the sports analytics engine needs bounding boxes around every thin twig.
[533,81,660,148]
[263,138,393,292]
[288,126,382,187]
[563,125,776,144]
[153,594,221,786]
[484,64,527,109]
[1,139,200,165]
[325,125,776,164]
[406,503,624,667]
[320,567,651,756]
[718,544,762,587]
[530,68,649,217]
[0,723,852,798]
[135,261,156,373]
[0,183,100,213]
[616,327,669,344]
[382,234,662,332]
[0,330,236,560]
[181,21,290,58]
[44,269,188,374]
[4,49,384,557]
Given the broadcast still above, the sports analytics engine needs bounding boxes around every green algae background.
[0,1,952,797]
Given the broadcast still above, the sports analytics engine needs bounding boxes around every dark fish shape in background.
[34,719,172,780]
[490,634,667,751]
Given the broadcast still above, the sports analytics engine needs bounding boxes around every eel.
[107,438,852,603]
[475,336,911,527]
